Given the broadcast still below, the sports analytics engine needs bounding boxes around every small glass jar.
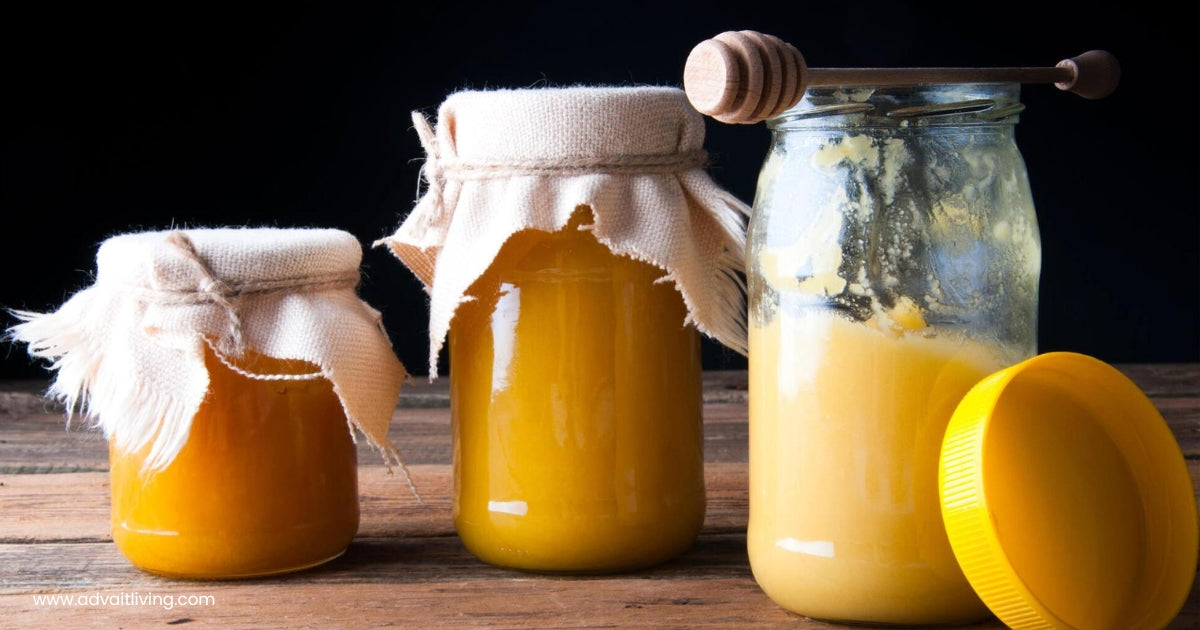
[747,84,1041,624]
[110,348,360,578]
[450,210,707,572]
[10,227,408,580]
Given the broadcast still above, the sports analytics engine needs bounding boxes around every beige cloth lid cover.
[377,86,751,375]
[9,228,408,473]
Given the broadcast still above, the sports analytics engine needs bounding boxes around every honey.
[449,213,706,572]
[748,311,1003,624]
[109,347,359,579]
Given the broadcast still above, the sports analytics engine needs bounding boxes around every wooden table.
[2,368,1197,628]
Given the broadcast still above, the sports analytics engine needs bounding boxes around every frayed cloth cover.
[377,86,751,376]
[10,228,408,473]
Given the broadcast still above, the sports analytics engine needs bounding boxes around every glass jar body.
[450,214,707,572]
[109,348,360,579]
[746,85,1041,624]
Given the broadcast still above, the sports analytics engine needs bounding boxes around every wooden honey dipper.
[683,31,1120,124]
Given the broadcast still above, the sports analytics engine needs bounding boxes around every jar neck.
[768,83,1024,131]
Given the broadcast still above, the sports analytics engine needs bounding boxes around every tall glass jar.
[747,83,1041,624]
[379,87,750,573]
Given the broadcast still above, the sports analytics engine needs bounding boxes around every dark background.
[3,1,1197,379]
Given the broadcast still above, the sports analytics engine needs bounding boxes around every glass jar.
[746,83,1041,624]
[10,227,408,580]
[381,86,748,574]
[450,210,707,572]
[110,347,360,578]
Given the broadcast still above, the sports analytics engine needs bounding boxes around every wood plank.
[0,550,1194,629]
[1,366,1194,472]
[1,463,1196,626]
[1162,397,1200,457]
[0,579,1012,629]
[3,365,1193,416]
[0,408,455,472]
[0,533,751,592]
[3,365,1193,412]
[3,396,1194,473]
[1115,364,1200,398]
[0,370,755,414]
[0,402,755,472]
[0,463,748,543]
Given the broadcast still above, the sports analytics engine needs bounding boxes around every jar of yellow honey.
[747,83,1039,624]
[107,346,361,578]
[379,86,750,572]
[11,227,409,578]
[679,32,1193,625]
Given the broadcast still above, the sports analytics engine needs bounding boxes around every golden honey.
[109,347,359,579]
[449,213,706,572]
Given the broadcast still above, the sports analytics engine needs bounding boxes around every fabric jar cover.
[9,227,409,476]
[376,86,751,376]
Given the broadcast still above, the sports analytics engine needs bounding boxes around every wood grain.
[1,366,1197,629]
[0,463,751,544]
[0,579,1004,629]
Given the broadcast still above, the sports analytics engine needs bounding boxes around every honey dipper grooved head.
[683,38,742,116]
[710,31,764,123]
[684,30,808,124]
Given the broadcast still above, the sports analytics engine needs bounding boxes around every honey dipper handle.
[1054,50,1121,99]
[807,52,1118,98]
[807,66,1071,87]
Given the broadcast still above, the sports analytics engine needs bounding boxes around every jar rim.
[768,82,1024,129]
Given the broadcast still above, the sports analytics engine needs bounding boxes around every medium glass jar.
[110,347,360,578]
[450,210,707,572]
[746,83,1041,624]
[381,87,749,573]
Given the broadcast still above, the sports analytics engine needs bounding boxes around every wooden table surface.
[2,367,1197,629]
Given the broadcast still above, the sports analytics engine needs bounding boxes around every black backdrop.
[3,1,1197,379]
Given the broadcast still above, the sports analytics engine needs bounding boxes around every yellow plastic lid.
[939,351,1198,630]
